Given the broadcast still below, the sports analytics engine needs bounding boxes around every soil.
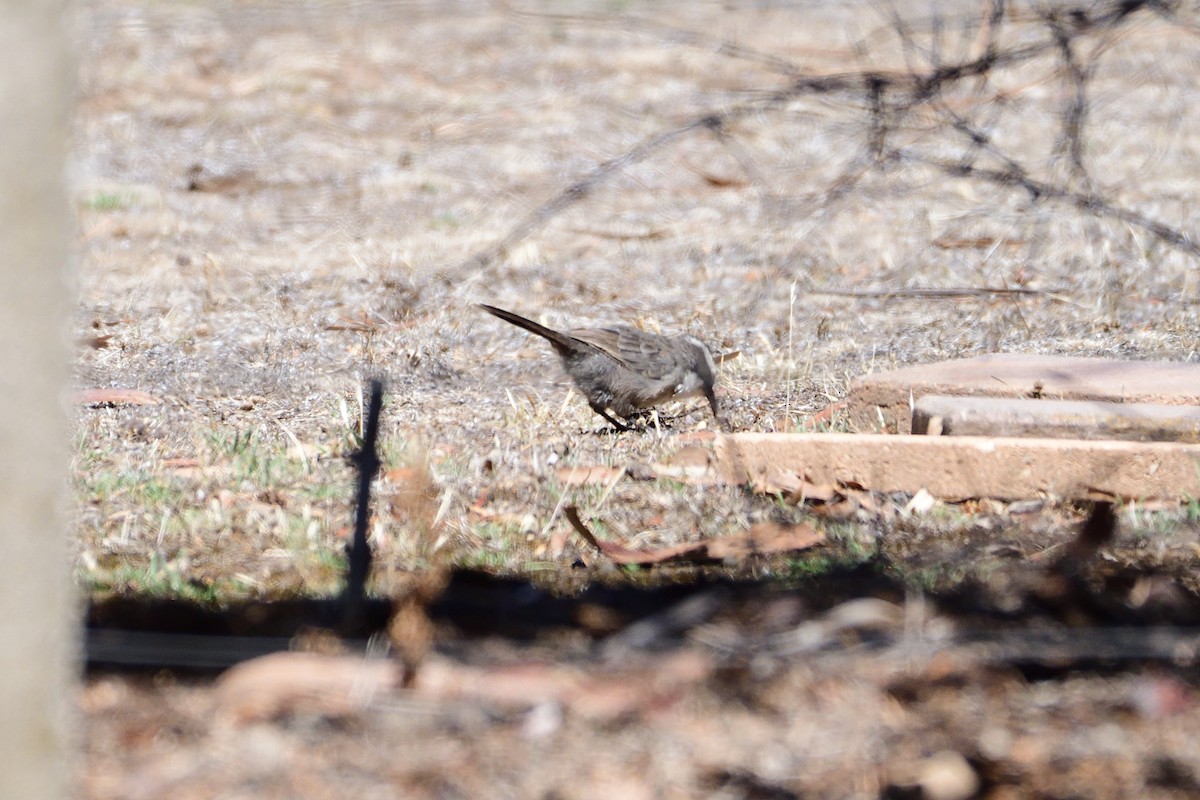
[71,0,1200,797]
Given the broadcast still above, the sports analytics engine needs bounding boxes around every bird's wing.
[574,326,690,381]
[566,327,637,368]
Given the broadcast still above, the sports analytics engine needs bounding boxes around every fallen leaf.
[932,235,1000,249]
[565,506,823,566]
[216,652,400,724]
[159,457,199,469]
[73,388,161,406]
[809,400,848,426]
[568,226,667,241]
[786,478,842,504]
[566,510,697,565]
[417,658,578,710]
[649,445,716,484]
[682,161,749,188]
[324,312,382,332]
[704,521,825,559]
[758,468,805,495]
[548,525,571,558]
[648,463,716,484]
[713,350,741,365]
[413,649,710,722]
[384,467,420,484]
[555,465,623,486]
[465,506,527,524]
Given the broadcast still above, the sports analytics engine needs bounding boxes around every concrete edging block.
[847,354,1200,434]
[714,432,1200,500]
[912,395,1200,442]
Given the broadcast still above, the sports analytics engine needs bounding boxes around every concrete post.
[0,0,75,797]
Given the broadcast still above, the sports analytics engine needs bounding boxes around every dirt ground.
[71,0,1200,797]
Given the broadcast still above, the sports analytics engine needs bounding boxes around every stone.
[917,751,980,800]
[846,354,1200,433]
[913,395,1200,442]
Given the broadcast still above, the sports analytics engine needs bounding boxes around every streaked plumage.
[479,304,719,430]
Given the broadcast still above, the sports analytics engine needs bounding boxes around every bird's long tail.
[478,304,580,353]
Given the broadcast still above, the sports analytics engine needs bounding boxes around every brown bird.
[479,304,719,430]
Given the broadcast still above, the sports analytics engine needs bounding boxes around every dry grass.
[70,2,1200,796]
[70,0,1200,602]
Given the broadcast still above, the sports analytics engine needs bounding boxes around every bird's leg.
[590,403,631,432]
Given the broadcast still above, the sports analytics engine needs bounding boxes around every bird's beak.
[706,386,727,432]
[705,385,719,420]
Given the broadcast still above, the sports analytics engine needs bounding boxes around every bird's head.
[685,336,720,420]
